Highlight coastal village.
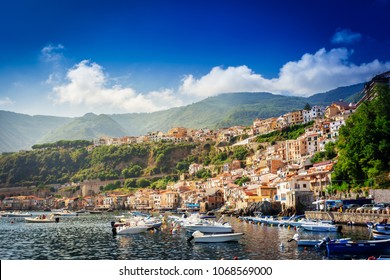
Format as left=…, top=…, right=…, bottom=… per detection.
left=1, top=72, right=390, bottom=216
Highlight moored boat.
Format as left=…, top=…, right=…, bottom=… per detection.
left=111, top=220, right=150, bottom=235
left=188, top=230, right=243, bottom=243
left=185, top=223, right=233, bottom=233
left=89, top=210, right=103, bottom=214
left=52, top=210, right=78, bottom=217
left=300, top=221, right=341, bottom=232
left=1, top=211, right=32, bottom=217
left=288, top=234, right=350, bottom=247
left=372, top=227, right=390, bottom=239
left=25, top=214, right=59, bottom=223
left=326, top=238, right=390, bottom=255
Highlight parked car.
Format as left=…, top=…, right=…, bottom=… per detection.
left=356, top=204, right=374, bottom=211
left=372, top=203, right=390, bottom=211
left=344, top=204, right=360, bottom=210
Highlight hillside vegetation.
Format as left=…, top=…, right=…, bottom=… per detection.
left=0, top=142, right=195, bottom=187
left=0, top=83, right=364, bottom=152
left=331, top=85, right=390, bottom=191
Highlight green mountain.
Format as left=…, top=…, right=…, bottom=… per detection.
left=39, top=113, right=129, bottom=143
left=0, top=83, right=365, bottom=152
left=307, top=83, right=364, bottom=105
left=0, top=111, right=71, bottom=152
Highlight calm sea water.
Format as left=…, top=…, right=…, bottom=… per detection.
left=0, top=212, right=372, bottom=260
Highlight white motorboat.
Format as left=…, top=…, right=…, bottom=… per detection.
left=113, top=224, right=149, bottom=235
left=184, top=215, right=234, bottom=233
left=1, top=211, right=32, bottom=217
left=25, top=215, right=59, bottom=223
left=52, top=210, right=78, bottom=217
left=113, top=214, right=162, bottom=230
left=188, top=230, right=244, bottom=243
left=185, top=221, right=233, bottom=233
left=300, top=221, right=342, bottom=232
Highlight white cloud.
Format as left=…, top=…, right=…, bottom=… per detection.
left=0, top=97, right=14, bottom=106
left=179, top=66, right=272, bottom=98
left=41, top=44, right=65, bottom=62
left=52, top=60, right=181, bottom=113
left=51, top=48, right=390, bottom=114
left=331, top=29, right=362, bottom=44
left=180, top=48, right=390, bottom=97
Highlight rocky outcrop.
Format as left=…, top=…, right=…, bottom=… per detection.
left=237, top=201, right=282, bottom=216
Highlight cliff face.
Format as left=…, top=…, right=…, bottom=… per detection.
left=238, top=201, right=282, bottom=216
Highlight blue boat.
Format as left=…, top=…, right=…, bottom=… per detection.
left=326, top=238, right=390, bottom=255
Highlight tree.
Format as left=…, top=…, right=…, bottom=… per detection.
left=304, top=103, right=311, bottom=111
left=137, top=178, right=151, bottom=188
left=124, top=178, right=137, bottom=189
left=195, top=168, right=212, bottom=179
left=332, top=84, right=390, bottom=188
left=234, top=176, right=250, bottom=186
left=121, top=165, right=143, bottom=178
left=233, top=146, right=249, bottom=161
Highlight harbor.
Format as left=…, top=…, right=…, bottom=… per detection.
left=0, top=211, right=385, bottom=260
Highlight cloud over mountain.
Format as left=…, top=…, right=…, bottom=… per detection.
left=179, top=48, right=390, bottom=98
left=51, top=48, right=390, bottom=113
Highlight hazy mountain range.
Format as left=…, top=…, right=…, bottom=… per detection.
left=0, top=83, right=364, bottom=153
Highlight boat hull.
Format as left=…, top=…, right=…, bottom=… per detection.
left=116, top=225, right=149, bottom=235
left=372, top=229, right=390, bottom=239
left=301, top=224, right=341, bottom=232
left=185, top=225, right=233, bottom=233
left=326, top=239, right=390, bottom=255
left=25, top=217, right=58, bottom=223
left=193, top=233, right=244, bottom=243
left=1, top=212, right=32, bottom=217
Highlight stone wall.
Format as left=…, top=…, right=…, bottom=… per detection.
left=305, top=210, right=390, bottom=226
left=370, top=189, right=390, bottom=203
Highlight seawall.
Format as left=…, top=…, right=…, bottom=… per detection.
left=305, top=210, right=390, bottom=226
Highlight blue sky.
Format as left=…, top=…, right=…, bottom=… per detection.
left=0, top=0, right=389, bottom=117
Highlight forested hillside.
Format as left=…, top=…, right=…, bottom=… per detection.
left=331, top=85, right=390, bottom=191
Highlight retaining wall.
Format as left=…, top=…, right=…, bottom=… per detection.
left=305, top=210, right=389, bottom=226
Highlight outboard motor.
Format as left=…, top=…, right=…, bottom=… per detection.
left=112, top=226, right=117, bottom=236
left=55, top=217, right=60, bottom=223
left=111, top=221, right=115, bottom=228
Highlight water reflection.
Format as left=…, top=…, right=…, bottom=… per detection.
left=0, top=213, right=372, bottom=260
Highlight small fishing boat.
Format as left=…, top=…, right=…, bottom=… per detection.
left=288, top=234, right=350, bottom=247
left=372, top=227, right=390, bottom=239
left=25, top=214, right=59, bottom=223
left=187, top=230, right=244, bottom=243
left=368, top=220, right=390, bottom=239
left=326, top=238, right=390, bottom=255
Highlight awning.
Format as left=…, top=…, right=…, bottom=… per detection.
left=312, top=199, right=325, bottom=204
